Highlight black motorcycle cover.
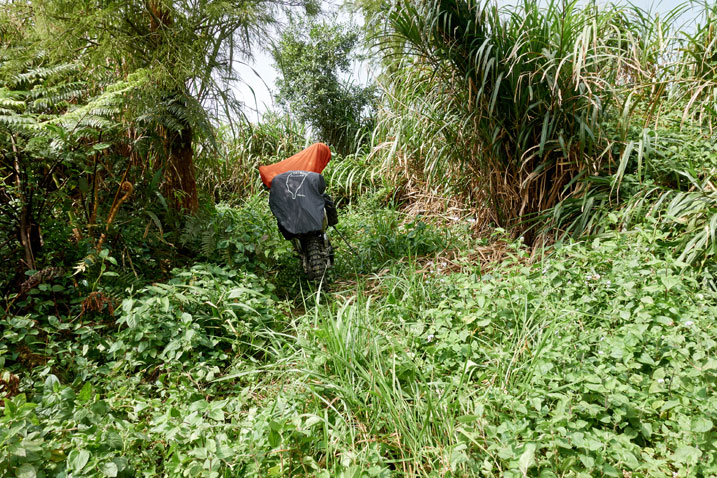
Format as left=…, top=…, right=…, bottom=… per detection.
left=269, top=171, right=327, bottom=235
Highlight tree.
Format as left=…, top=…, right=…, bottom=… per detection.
left=272, top=17, right=376, bottom=155
left=24, top=0, right=315, bottom=212
left=0, top=0, right=317, bottom=286
left=0, top=45, right=128, bottom=283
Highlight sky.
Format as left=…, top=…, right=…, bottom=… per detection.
left=234, top=0, right=705, bottom=122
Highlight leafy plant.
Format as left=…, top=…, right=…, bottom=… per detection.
left=110, top=263, right=281, bottom=375
left=334, top=205, right=448, bottom=274
left=180, top=196, right=289, bottom=271
left=272, top=16, right=377, bottom=155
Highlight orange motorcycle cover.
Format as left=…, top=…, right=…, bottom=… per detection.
left=259, top=142, right=331, bottom=188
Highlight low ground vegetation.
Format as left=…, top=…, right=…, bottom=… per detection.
left=1, top=1, right=716, bottom=477
left=2, top=188, right=715, bottom=476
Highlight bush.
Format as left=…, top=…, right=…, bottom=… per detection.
left=180, top=197, right=290, bottom=272
left=109, top=263, right=281, bottom=375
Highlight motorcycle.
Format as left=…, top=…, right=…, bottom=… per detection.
left=259, top=144, right=337, bottom=280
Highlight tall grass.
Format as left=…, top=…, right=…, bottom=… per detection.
left=370, top=0, right=715, bottom=250
left=538, top=2, right=717, bottom=265
left=680, top=1, right=717, bottom=130
left=376, top=0, right=632, bottom=229
left=195, top=113, right=309, bottom=202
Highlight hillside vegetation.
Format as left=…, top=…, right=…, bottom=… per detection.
left=1, top=1, right=715, bottom=477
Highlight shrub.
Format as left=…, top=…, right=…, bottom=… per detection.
left=109, top=263, right=281, bottom=375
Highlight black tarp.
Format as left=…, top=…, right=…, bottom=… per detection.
left=269, top=171, right=331, bottom=236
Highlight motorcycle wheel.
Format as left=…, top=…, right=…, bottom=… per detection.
left=305, top=235, right=330, bottom=281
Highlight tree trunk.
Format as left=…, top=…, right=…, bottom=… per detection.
left=164, top=123, right=199, bottom=213
left=148, top=1, right=198, bottom=214
left=10, top=135, right=37, bottom=270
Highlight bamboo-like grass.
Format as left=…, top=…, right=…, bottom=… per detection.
left=378, top=0, right=631, bottom=231
left=373, top=0, right=715, bottom=249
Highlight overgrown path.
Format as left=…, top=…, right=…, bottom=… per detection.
left=2, top=202, right=715, bottom=477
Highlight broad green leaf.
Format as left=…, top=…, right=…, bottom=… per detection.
left=692, top=417, right=713, bottom=433
left=672, top=445, right=702, bottom=463
left=519, top=443, right=536, bottom=474
left=208, top=407, right=225, bottom=421
left=69, top=449, right=90, bottom=471
left=16, top=463, right=36, bottom=478
left=106, top=431, right=123, bottom=450
left=78, top=382, right=93, bottom=402
left=101, top=462, right=118, bottom=477
left=660, top=276, right=680, bottom=291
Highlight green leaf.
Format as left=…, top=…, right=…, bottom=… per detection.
left=660, top=276, right=680, bottom=291
left=78, top=382, right=93, bottom=402
left=208, top=407, right=225, bottom=421
left=69, top=449, right=90, bottom=471
left=578, top=454, right=595, bottom=469
left=101, top=462, right=118, bottom=477
left=519, top=443, right=536, bottom=474
left=672, top=445, right=702, bottom=463
left=105, top=431, right=123, bottom=450
left=16, top=463, right=36, bottom=478
left=268, top=428, right=280, bottom=448
left=44, top=375, right=60, bottom=393
left=692, top=417, right=713, bottom=433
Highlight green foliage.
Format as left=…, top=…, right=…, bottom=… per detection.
left=110, top=263, right=280, bottom=374
left=272, top=16, right=376, bottom=154
left=417, top=232, right=716, bottom=476
left=196, top=114, right=309, bottom=202
left=283, top=228, right=716, bottom=476
left=0, top=52, right=123, bottom=293
left=28, top=0, right=290, bottom=117
left=0, top=261, right=287, bottom=477
left=180, top=197, right=289, bottom=271
left=0, top=387, right=132, bottom=478
left=0, top=19, right=187, bottom=300
left=3, top=201, right=716, bottom=477
left=3, top=2, right=717, bottom=478
left=541, top=116, right=717, bottom=268
left=366, top=0, right=715, bottom=242
left=2, top=0, right=322, bottom=215
left=330, top=198, right=450, bottom=274
left=377, top=0, right=629, bottom=226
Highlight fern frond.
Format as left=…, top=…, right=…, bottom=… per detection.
left=0, top=114, right=38, bottom=127
left=14, top=63, right=79, bottom=84
left=30, top=86, right=87, bottom=110
left=0, top=90, right=27, bottom=111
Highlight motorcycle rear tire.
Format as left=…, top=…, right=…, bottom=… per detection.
left=306, top=235, right=330, bottom=281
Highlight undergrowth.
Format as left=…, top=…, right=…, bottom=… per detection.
left=2, top=195, right=715, bottom=477
left=2, top=1, right=716, bottom=477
